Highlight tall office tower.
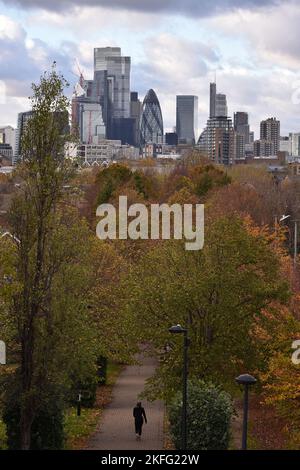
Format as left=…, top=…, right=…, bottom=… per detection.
left=249, top=131, right=254, bottom=143
left=130, top=92, right=142, bottom=147
left=140, top=89, right=164, bottom=146
left=91, top=47, right=131, bottom=141
left=176, top=95, right=198, bottom=145
left=209, top=82, right=216, bottom=118
left=234, top=112, right=250, bottom=144
left=209, top=82, right=228, bottom=118
left=206, top=116, right=235, bottom=165
left=260, top=117, right=280, bottom=154
left=14, top=111, right=34, bottom=164
left=94, top=46, right=121, bottom=71
left=215, top=93, right=228, bottom=117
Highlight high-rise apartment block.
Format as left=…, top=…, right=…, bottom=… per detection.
left=206, top=116, right=236, bottom=165
left=14, top=111, right=34, bottom=163
left=260, top=117, right=280, bottom=155
left=254, top=139, right=275, bottom=157
left=203, top=83, right=236, bottom=164
left=176, top=95, right=198, bottom=145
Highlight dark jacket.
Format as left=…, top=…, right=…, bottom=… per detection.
left=133, top=406, right=147, bottom=423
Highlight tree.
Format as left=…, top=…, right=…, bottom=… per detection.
left=0, top=65, right=99, bottom=449
left=189, top=164, right=231, bottom=198
left=123, top=215, right=289, bottom=400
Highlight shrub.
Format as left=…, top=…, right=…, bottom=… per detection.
left=3, top=398, right=65, bottom=450
left=168, top=380, right=233, bottom=450
left=71, top=375, right=98, bottom=408
left=97, top=356, right=108, bottom=385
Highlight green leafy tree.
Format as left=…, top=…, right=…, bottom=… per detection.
left=123, top=215, right=289, bottom=400
left=0, top=66, right=99, bottom=449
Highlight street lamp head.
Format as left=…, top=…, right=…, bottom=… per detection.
left=279, top=214, right=291, bottom=222
left=235, top=374, right=257, bottom=386
left=169, top=324, right=187, bottom=334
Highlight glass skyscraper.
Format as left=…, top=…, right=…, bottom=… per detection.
left=176, top=95, right=198, bottom=144
left=209, top=82, right=228, bottom=118
left=140, top=89, right=164, bottom=145
left=85, top=47, right=131, bottom=141
left=234, top=112, right=250, bottom=145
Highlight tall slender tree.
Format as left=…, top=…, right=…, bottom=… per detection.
left=8, top=65, right=78, bottom=449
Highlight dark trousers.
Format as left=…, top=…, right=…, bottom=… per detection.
left=135, top=419, right=143, bottom=436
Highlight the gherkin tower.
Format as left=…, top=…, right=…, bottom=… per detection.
left=140, top=89, right=164, bottom=145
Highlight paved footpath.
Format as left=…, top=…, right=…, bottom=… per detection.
left=87, top=355, right=164, bottom=450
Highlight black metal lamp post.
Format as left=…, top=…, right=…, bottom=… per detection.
left=0, top=340, right=6, bottom=365
left=77, top=391, right=82, bottom=417
left=169, top=324, right=189, bottom=450
left=235, top=374, right=257, bottom=450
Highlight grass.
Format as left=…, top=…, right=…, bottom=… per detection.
left=64, top=407, right=102, bottom=450
left=163, top=409, right=174, bottom=450
left=64, top=361, right=123, bottom=449
left=246, top=421, right=260, bottom=450
left=0, top=418, right=7, bottom=450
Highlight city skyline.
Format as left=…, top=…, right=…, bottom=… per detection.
left=1, top=1, right=300, bottom=137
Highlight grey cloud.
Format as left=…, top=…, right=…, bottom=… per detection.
left=0, top=31, right=82, bottom=99
left=0, top=0, right=284, bottom=16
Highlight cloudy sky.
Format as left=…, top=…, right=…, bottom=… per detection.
left=0, top=0, right=300, bottom=138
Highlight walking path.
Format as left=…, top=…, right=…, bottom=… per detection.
left=87, top=355, right=164, bottom=450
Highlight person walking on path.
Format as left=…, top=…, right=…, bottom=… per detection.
left=133, top=402, right=147, bottom=439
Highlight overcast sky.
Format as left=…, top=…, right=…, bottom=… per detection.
left=0, top=0, right=300, bottom=138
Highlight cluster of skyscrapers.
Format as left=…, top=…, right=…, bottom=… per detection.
left=2, top=45, right=300, bottom=169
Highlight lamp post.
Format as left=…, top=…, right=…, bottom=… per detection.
left=275, top=215, right=298, bottom=266
left=293, top=220, right=298, bottom=266
left=0, top=340, right=6, bottom=365
left=77, top=391, right=82, bottom=417
left=169, top=324, right=189, bottom=450
left=235, top=374, right=257, bottom=450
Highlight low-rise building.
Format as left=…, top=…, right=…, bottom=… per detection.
left=78, top=139, right=139, bottom=165
left=0, top=143, right=13, bottom=161
left=253, top=139, right=275, bottom=157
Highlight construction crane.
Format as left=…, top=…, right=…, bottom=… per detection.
left=70, top=58, right=86, bottom=97
left=75, top=58, right=85, bottom=88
